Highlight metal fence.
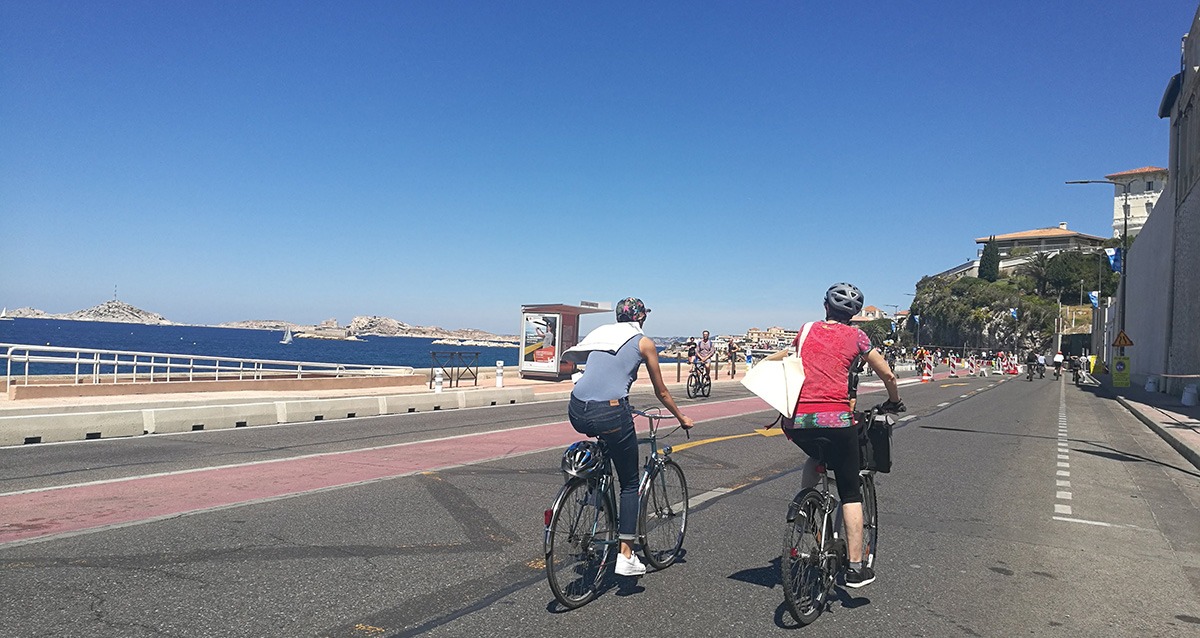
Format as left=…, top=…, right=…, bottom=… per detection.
left=1, top=342, right=415, bottom=392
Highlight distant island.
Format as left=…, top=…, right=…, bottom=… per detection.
left=4, top=300, right=519, bottom=344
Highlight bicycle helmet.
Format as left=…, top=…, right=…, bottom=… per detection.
left=561, top=440, right=606, bottom=479
left=616, top=297, right=650, bottom=323
left=825, top=282, right=865, bottom=315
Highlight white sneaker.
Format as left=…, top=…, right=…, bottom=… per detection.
left=615, top=552, right=647, bottom=576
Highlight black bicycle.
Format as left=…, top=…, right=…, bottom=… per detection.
left=686, top=361, right=712, bottom=398
left=544, top=408, right=689, bottom=609
left=780, top=404, right=899, bottom=625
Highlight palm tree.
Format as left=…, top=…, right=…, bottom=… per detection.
left=1016, top=252, right=1053, bottom=297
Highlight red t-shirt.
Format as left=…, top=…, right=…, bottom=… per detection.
left=792, top=321, right=874, bottom=414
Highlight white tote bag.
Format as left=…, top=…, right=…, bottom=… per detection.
left=740, top=322, right=813, bottom=418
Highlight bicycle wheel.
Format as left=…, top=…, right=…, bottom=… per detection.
left=782, top=490, right=830, bottom=625
left=686, top=373, right=699, bottom=398
left=639, top=459, right=688, bottom=569
left=860, top=474, right=878, bottom=569
left=701, top=375, right=711, bottom=397
left=546, top=479, right=616, bottom=609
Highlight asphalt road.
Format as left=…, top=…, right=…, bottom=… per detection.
left=2, top=374, right=1199, bottom=637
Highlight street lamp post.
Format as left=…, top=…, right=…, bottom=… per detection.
left=1066, top=179, right=1130, bottom=357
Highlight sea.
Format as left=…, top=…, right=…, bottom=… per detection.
left=0, top=318, right=521, bottom=375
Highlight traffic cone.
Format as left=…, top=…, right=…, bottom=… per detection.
left=921, top=361, right=933, bottom=383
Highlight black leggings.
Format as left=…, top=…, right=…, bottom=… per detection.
left=786, top=426, right=862, bottom=504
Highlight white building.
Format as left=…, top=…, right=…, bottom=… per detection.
left=1103, top=166, right=1168, bottom=239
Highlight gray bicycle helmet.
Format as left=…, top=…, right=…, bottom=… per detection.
left=825, top=282, right=865, bottom=315
left=561, top=440, right=606, bottom=479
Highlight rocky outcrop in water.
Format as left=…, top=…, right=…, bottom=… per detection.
left=62, top=300, right=173, bottom=324
left=5, top=302, right=514, bottom=340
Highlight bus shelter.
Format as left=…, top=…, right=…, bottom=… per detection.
left=519, top=301, right=612, bottom=380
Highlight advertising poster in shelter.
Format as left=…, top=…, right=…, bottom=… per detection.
left=521, top=312, right=560, bottom=374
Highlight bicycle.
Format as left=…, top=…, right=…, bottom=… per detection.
left=686, top=361, right=712, bottom=398
left=780, top=403, right=899, bottom=625
left=544, top=408, right=690, bottom=609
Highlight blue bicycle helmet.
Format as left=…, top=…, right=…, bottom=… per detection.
left=561, top=440, right=606, bottom=479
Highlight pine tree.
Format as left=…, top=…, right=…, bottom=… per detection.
left=978, top=237, right=1000, bottom=282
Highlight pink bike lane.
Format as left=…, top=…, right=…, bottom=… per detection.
left=0, top=397, right=773, bottom=547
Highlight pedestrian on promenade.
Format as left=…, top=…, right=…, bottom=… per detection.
left=726, top=338, right=739, bottom=378
left=686, top=337, right=697, bottom=365
left=562, top=297, right=695, bottom=578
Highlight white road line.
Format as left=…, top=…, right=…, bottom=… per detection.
left=1052, top=516, right=1152, bottom=531
left=900, top=415, right=917, bottom=422
left=1057, top=454, right=1069, bottom=460
left=1057, top=470, right=1070, bottom=477
left=688, top=487, right=732, bottom=509
left=1057, top=462, right=1070, bottom=468
left=1056, top=491, right=1073, bottom=500
left=1055, top=504, right=1073, bottom=514
left=937, top=402, right=951, bottom=407
left=1056, top=480, right=1071, bottom=487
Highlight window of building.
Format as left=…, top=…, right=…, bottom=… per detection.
left=1146, top=180, right=1155, bottom=191
left=1146, top=201, right=1153, bottom=215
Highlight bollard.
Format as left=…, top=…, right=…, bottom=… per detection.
left=434, top=368, right=444, bottom=393
left=495, top=361, right=504, bottom=388
left=1183, top=384, right=1198, bottom=407
left=1144, top=376, right=1158, bottom=393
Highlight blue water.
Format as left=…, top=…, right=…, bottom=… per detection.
left=0, top=318, right=520, bottom=373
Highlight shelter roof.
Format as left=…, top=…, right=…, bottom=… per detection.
left=521, top=302, right=611, bottom=315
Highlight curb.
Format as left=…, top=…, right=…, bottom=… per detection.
left=1113, top=395, right=1200, bottom=471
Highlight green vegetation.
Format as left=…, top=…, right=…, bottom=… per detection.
left=905, top=248, right=1119, bottom=351
left=978, top=237, right=1000, bottom=282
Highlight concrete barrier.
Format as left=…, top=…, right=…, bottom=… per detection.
left=459, top=388, right=535, bottom=408
left=276, top=397, right=383, bottom=424
left=0, top=410, right=145, bottom=446
left=145, top=402, right=279, bottom=434
left=381, top=392, right=459, bottom=414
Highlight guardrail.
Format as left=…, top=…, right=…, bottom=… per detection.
left=1, top=343, right=415, bottom=392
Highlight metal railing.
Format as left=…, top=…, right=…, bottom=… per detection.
left=429, top=351, right=480, bottom=389
left=1, top=343, right=415, bottom=392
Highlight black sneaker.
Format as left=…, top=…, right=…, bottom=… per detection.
left=844, top=565, right=876, bottom=588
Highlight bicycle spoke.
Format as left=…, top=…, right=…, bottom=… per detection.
left=547, top=481, right=615, bottom=609
left=640, top=460, right=688, bottom=569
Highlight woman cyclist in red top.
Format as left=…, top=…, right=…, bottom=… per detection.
left=764, top=282, right=903, bottom=587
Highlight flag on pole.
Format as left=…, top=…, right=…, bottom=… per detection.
left=1088, top=291, right=1099, bottom=308
left=1010, top=308, right=1018, bottom=320
left=912, top=315, right=920, bottom=325
left=1104, top=247, right=1122, bottom=273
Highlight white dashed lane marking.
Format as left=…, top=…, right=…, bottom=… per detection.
left=1054, top=382, right=1072, bottom=516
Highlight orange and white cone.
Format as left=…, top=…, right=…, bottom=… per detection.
left=921, top=361, right=933, bottom=383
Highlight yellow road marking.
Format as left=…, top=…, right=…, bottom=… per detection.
left=666, top=427, right=784, bottom=453
left=941, top=383, right=968, bottom=388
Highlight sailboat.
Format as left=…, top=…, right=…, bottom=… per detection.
left=0, top=307, right=12, bottom=321
left=280, top=328, right=293, bottom=344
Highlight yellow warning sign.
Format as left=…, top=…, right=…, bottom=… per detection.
left=1112, top=331, right=1134, bottom=348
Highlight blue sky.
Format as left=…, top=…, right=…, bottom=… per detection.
left=1, top=1, right=1191, bottom=337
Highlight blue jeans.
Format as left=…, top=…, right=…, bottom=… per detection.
left=568, top=396, right=640, bottom=540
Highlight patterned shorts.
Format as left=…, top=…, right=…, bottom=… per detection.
left=789, top=411, right=854, bottom=429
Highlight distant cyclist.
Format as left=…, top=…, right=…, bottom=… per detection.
left=1053, top=351, right=1065, bottom=379
left=695, top=331, right=715, bottom=378
left=562, top=297, right=694, bottom=577
left=763, top=282, right=903, bottom=588
left=1025, top=350, right=1039, bottom=381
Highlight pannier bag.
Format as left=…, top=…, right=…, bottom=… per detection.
left=859, top=412, right=895, bottom=473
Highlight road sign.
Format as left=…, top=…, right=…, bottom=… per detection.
left=1112, top=331, right=1134, bottom=348
left=1112, top=356, right=1130, bottom=387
